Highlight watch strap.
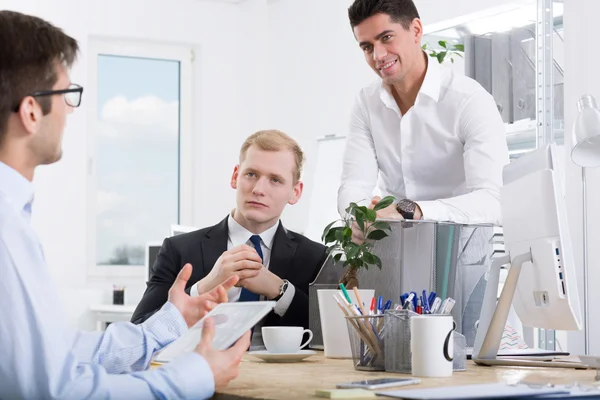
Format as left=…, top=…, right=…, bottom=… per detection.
left=273, top=279, right=289, bottom=301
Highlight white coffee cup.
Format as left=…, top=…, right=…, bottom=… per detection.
left=261, top=326, right=313, bottom=354
left=411, top=315, right=455, bottom=377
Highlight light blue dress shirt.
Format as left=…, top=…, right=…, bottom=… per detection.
left=0, top=161, right=215, bottom=399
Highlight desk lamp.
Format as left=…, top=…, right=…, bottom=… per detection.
left=571, top=94, right=600, bottom=355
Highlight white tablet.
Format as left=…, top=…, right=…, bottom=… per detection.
left=154, top=301, right=275, bottom=363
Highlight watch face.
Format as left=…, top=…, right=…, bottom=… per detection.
left=399, top=199, right=416, bottom=212
left=397, top=199, right=416, bottom=219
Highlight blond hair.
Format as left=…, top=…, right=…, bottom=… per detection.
left=239, top=130, right=305, bottom=183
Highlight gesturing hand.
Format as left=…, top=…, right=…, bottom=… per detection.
left=168, top=263, right=239, bottom=328
left=194, top=318, right=251, bottom=390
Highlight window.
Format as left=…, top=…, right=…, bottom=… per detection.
left=87, top=39, right=193, bottom=277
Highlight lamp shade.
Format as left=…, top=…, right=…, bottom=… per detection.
left=571, top=94, right=600, bottom=167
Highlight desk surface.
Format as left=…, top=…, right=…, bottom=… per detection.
left=214, top=353, right=595, bottom=400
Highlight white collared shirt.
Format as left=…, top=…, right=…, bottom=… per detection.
left=338, top=55, right=510, bottom=225
left=192, top=215, right=295, bottom=317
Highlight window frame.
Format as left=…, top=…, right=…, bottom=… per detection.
left=86, top=37, right=194, bottom=280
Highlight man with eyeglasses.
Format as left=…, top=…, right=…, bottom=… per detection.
left=0, top=10, right=249, bottom=399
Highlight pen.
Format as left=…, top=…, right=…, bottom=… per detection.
left=411, top=292, right=418, bottom=310
left=377, top=296, right=383, bottom=315
left=352, top=287, right=368, bottom=316
left=383, top=299, right=392, bottom=312
left=430, top=297, right=442, bottom=314
left=428, top=291, right=437, bottom=308
left=442, top=298, right=456, bottom=315
left=438, top=298, right=449, bottom=315
left=370, top=297, right=376, bottom=316
left=339, top=283, right=352, bottom=305
left=402, top=293, right=415, bottom=310
left=416, top=297, right=423, bottom=315
left=400, top=293, right=408, bottom=307
left=422, top=290, right=430, bottom=314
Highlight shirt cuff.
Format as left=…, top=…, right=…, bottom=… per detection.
left=143, top=301, right=189, bottom=346
left=191, top=282, right=200, bottom=297
left=415, top=200, right=449, bottom=222
left=143, top=352, right=215, bottom=399
left=273, top=283, right=295, bottom=317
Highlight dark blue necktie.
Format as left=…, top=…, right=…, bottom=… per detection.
left=238, top=234, right=263, bottom=302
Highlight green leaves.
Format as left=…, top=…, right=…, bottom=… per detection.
left=321, top=220, right=338, bottom=242
left=423, top=40, right=465, bottom=64
left=372, top=195, right=394, bottom=211
left=367, top=230, right=388, bottom=240
left=436, top=51, right=447, bottom=64
left=372, top=254, right=382, bottom=269
left=365, top=208, right=377, bottom=222
left=346, top=242, right=361, bottom=259
left=320, top=196, right=398, bottom=274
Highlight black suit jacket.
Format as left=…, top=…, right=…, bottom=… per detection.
left=131, top=216, right=327, bottom=329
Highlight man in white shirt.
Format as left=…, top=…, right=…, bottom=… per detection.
left=340, top=0, right=510, bottom=225
left=132, top=130, right=327, bottom=347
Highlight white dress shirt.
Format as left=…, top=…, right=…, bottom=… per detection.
left=0, top=161, right=215, bottom=399
left=191, top=215, right=295, bottom=317
left=338, top=55, right=510, bottom=225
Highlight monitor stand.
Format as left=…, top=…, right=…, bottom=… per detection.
left=472, top=254, right=587, bottom=369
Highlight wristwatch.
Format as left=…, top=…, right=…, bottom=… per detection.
left=396, top=199, right=417, bottom=220
left=273, top=279, right=290, bottom=301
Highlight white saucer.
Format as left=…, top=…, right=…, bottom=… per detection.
left=248, top=349, right=317, bottom=363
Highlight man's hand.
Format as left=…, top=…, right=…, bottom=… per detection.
left=197, top=245, right=263, bottom=294
left=168, top=263, right=238, bottom=328
left=370, top=195, right=404, bottom=220
left=195, top=318, right=251, bottom=390
left=350, top=198, right=379, bottom=245
left=237, top=267, right=283, bottom=300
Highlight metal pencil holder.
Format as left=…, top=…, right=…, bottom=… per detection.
left=453, top=331, right=467, bottom=371
left=345, top=314, right=385, bottom=371
left=383, top=309, right=417, bottom=373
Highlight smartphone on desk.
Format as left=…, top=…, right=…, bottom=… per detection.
left=336, top=377, right=421, bottom=390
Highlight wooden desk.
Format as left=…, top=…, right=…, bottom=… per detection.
left=214, top=353, right=595, bottom=399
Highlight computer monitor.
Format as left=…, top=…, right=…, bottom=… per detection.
left=145, top=242, right=163, bottom=282
left=170, top=224, right=197, bottom=237
left=473, top=143, right=582, bottom=368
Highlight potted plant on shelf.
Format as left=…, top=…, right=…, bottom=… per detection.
left=321, top=195, right=396, bottom=289
left=422, top=40, right=464, bottom=64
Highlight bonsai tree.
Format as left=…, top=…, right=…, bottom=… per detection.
left=321, top=196, right=396, bottom=289
left=422, top=40, right=464, bottom=64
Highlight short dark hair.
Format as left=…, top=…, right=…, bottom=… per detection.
left=0, top=11, right=79, bottom=145
left=348, top=0, right=420, bottom=30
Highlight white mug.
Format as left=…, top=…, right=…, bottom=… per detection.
left=262, top=326, right=313, bottom=354
left=411, top=315, right=455, bottom=377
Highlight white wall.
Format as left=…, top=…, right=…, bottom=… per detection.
left=2, top=0, right=247, bottom=329
left=267, top=0, right=535, bottom=234
left=564, top=0, right=600, bottom=356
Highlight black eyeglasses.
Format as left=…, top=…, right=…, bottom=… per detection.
left=13, top=83, right=84, bottom=112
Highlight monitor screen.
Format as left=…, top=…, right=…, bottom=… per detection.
left=146, top=243, right=163, bottom=281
